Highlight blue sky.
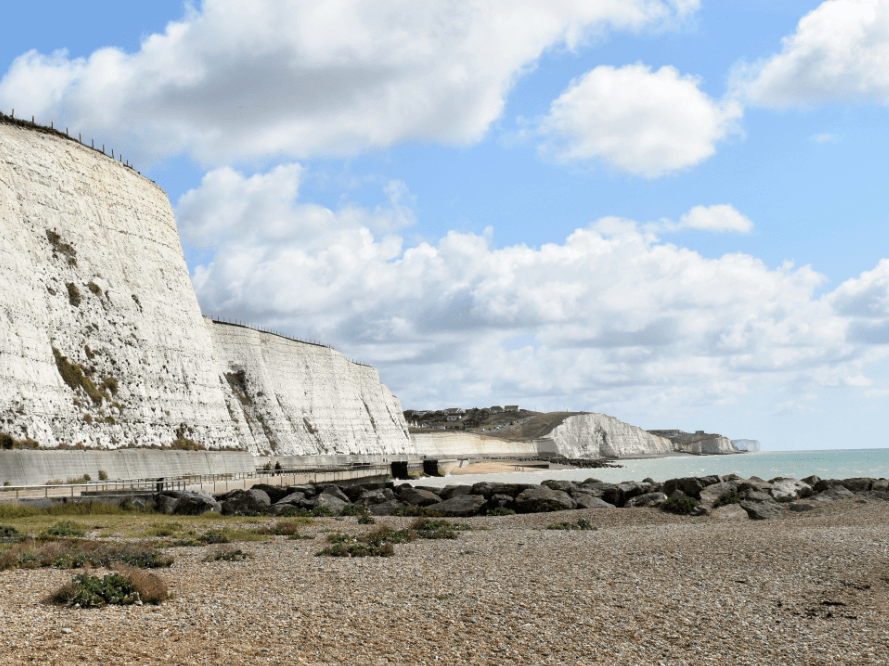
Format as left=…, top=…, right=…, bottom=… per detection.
left=3, top=0, right=889, bottom=451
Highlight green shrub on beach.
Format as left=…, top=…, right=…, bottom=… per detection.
left=391, top=505, right=443, bottom=518
left=546, top=519, right=596, bottom=531
left=713, top=492, right=742, bottom=508
left=488, top=507, right=515, bottom=516
left=48, top=568, right=168, bottom=607
left=661, top=497, right=699, bottom=515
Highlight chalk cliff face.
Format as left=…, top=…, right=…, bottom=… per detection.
left=649, top=430, right=738, bottom=455
left=0, top=119, right=412, bottom=455
left=548, top=413, right=673, bottom=459
left=208, top=321, right=412, bottom=456
left=732, top=439, right=761, bottom=452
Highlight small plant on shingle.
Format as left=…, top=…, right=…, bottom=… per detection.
left=204, top=548, right=250, bottom=562
left=41, top=521, right=86, bottom=539
left=546, top=518, right=596, bottom=531
left=660, top=497, right=699, bottom=515
left=488, top=507, right=516, bottom=516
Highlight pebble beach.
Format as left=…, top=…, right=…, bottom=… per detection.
left=2, top=498, right=888, bottom=665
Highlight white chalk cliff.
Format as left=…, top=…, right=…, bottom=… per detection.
left=0, top=118, right=412, bottom=455
left=547, top=413, right=673, bottom=458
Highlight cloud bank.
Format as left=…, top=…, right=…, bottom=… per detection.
left=178, top=165, right=888, bottom=409
left=0, top=0, right=698, bottom=165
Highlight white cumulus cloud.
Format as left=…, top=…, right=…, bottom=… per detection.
left=0, top=0, right=698, bottom=165
left=538, top=63, right=742, bottom=177
left=743, top=0, right=889, bottom=107
left=176, top=164, right=887, bottom=410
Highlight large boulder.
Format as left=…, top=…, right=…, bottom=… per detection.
left=274, top=491, right=306, bottom=506
left=812, top=479, right=845, bottom=493
left=305, top=493, right=349, bottom=514
left=811, top=487, right=855, bottom=502
left=742, top=489, right=773, bottom=503
left=769, top=479, right=813, bottom=503
left=841, top=478, right=873, bottom=493
left=487, top=493, right=515, bottom=511
left=397, top=487, right=441, bottom=506
left=221, top=489, right=271, bottom=515
left=427, top=494, right=487, bottom=517
left=624, top=492, right=667, bottom=508
left=319, top=485, right=351, bottom=503
left=542, top=480, right=576, bottom=493
left=801, top=475, right=821, bottom=487
left=357, top=488, right=395, bottom=505
left=369, top=500, right=406, bottom=516
left=439, top=485, right=474, bottom=500
left=574, top=495, right=615, bottom=509
left=739, top=499, right=784, bottom=520
left=698, top=482, right=738, bottom=505
left=872, top=479, right=889, bottom=492
left=736, top=477, right=772, bottom=493
left=515, top=488, right=576, bottom=513
left=662, top=477, right=707, bottom=499
left=172, top=491, right=221, bottom=516
left=711, top=504, right=748, bottom=521
left=251, top=484, right=290, bottom=503
left=153, top=493, right=179, bottom=515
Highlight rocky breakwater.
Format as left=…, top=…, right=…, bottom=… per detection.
left=149, top=472, right=888, bottom=519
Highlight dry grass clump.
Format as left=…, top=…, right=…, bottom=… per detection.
left=48, top=565, right=168, bottom=607
left=0, top=538, right=172, bottom=571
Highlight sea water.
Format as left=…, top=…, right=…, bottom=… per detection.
left=406, top=449, right=889, bottom=488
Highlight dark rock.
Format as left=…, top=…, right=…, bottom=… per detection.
left=801, top=475, right=821, bottom=487
left=663, top=477, right=706, bottom=499
left=698, top=475, right=721, bottom=487
left=221, top=489, right=271, bottom=515
left=305, top=493, right=349, bottom=514
left=841, top=478, right=873, bottom=493
left=625, top=492, right=667, bottom=508
left=597, top=484, right=624, bottom=506
left=340, top=485, right=366, bottom=502
left=667, top=489, right=688, bottom=500
left=360, top=481, right=396, bottom=491
left=397, top=487, right=441, bottom=506
left=859, top=490, right=889, bottom=502
left=736, top=477, right=772, bottom=493
left=616, top=481, right=646, bottom=504
left=153, top=493, right=178, bottom=515
left=439, top=485, right=474, bottom=500
left=574, top=495, right=615, bottom=509
left=739, top=499, right=784, bottom=520
left=698, top=482, right=738, bottom=505
left=788, top=502, right=815, bottom=512
left=690, top=505, right=711, bottom=517
left=742, top=489, right=773, bottom=502
left=872, top=479, right=889, bottom=492
left=251, top=484, right=289, bottom=504
left=357, top=489, right=390, bottom=505
left=274, top=491, right=306, bottom=506
left=427, top=494, right=487, bottom=517
left=369, top=500, right=406, bottom=516
left=284, top=484, right=318, bottom=498
left=320, top=485, right=351, bottom=503
left=487, top=493, right=514, bottom=510
left=515, top=488, right=576, bottom=513
left=812, top=479, right=845, bottom=493
left=810, top=487, right=854, bottom=502
left=542, top=479, right=576, bottom=493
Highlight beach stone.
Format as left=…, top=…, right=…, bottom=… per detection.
left=840, top=478, right=873, bottom=493
left=667, top=489, right=688, bottom=500
left=320, top=485, right=351, bottom=503
left=812, top=479, right=845, bottom=493
left=428, top=494, right=487, bottom=517
left=307, top=493, right=349, bottom=514
left=801, top=475, right=821, bottom=487
left=251, top=484, right=289, bottom=503
left=769, top=479, right=813, bottom=503
left=357, top=489, right=390, bottom=505
left=542, top=479, right=576, bottom=493
left=698, top=475, right=721, bottom=487
left=172, top=492, right=221, bottom=515
left=439, top=485, right=474, bottom=500
left=222, top=489, right=271, bottom=515
left=597, top=484, right=625, bottom=506
left=788, top=502, right=815, bottom=512
left=740, top=499, right=784, bottom=520
left=515, top=488, right=576, bottom=513
left=698, top=482, right=738, bottom=505
left=625, top=492, right=667, bottom=508
left=872, top=479, right=889, bottom=492
left=285, top=484, right=318, bottom=498
left=369, top=500, right=405, bottom=516
left=711, top=504, right=748, bottom=521
left=574, top=495, right=615, bottom=509
left=397, top=487, right=441, bottom=506
left=810, top=486, right=855, bottom=502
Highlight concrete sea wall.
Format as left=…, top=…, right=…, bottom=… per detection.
left=0, top=450, right=254, bottom=486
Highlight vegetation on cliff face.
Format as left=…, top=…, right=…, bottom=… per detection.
left=52, top=347, right=111, bottom=405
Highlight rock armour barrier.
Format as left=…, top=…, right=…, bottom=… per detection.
left=0, top=449, right=254, bottom=486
